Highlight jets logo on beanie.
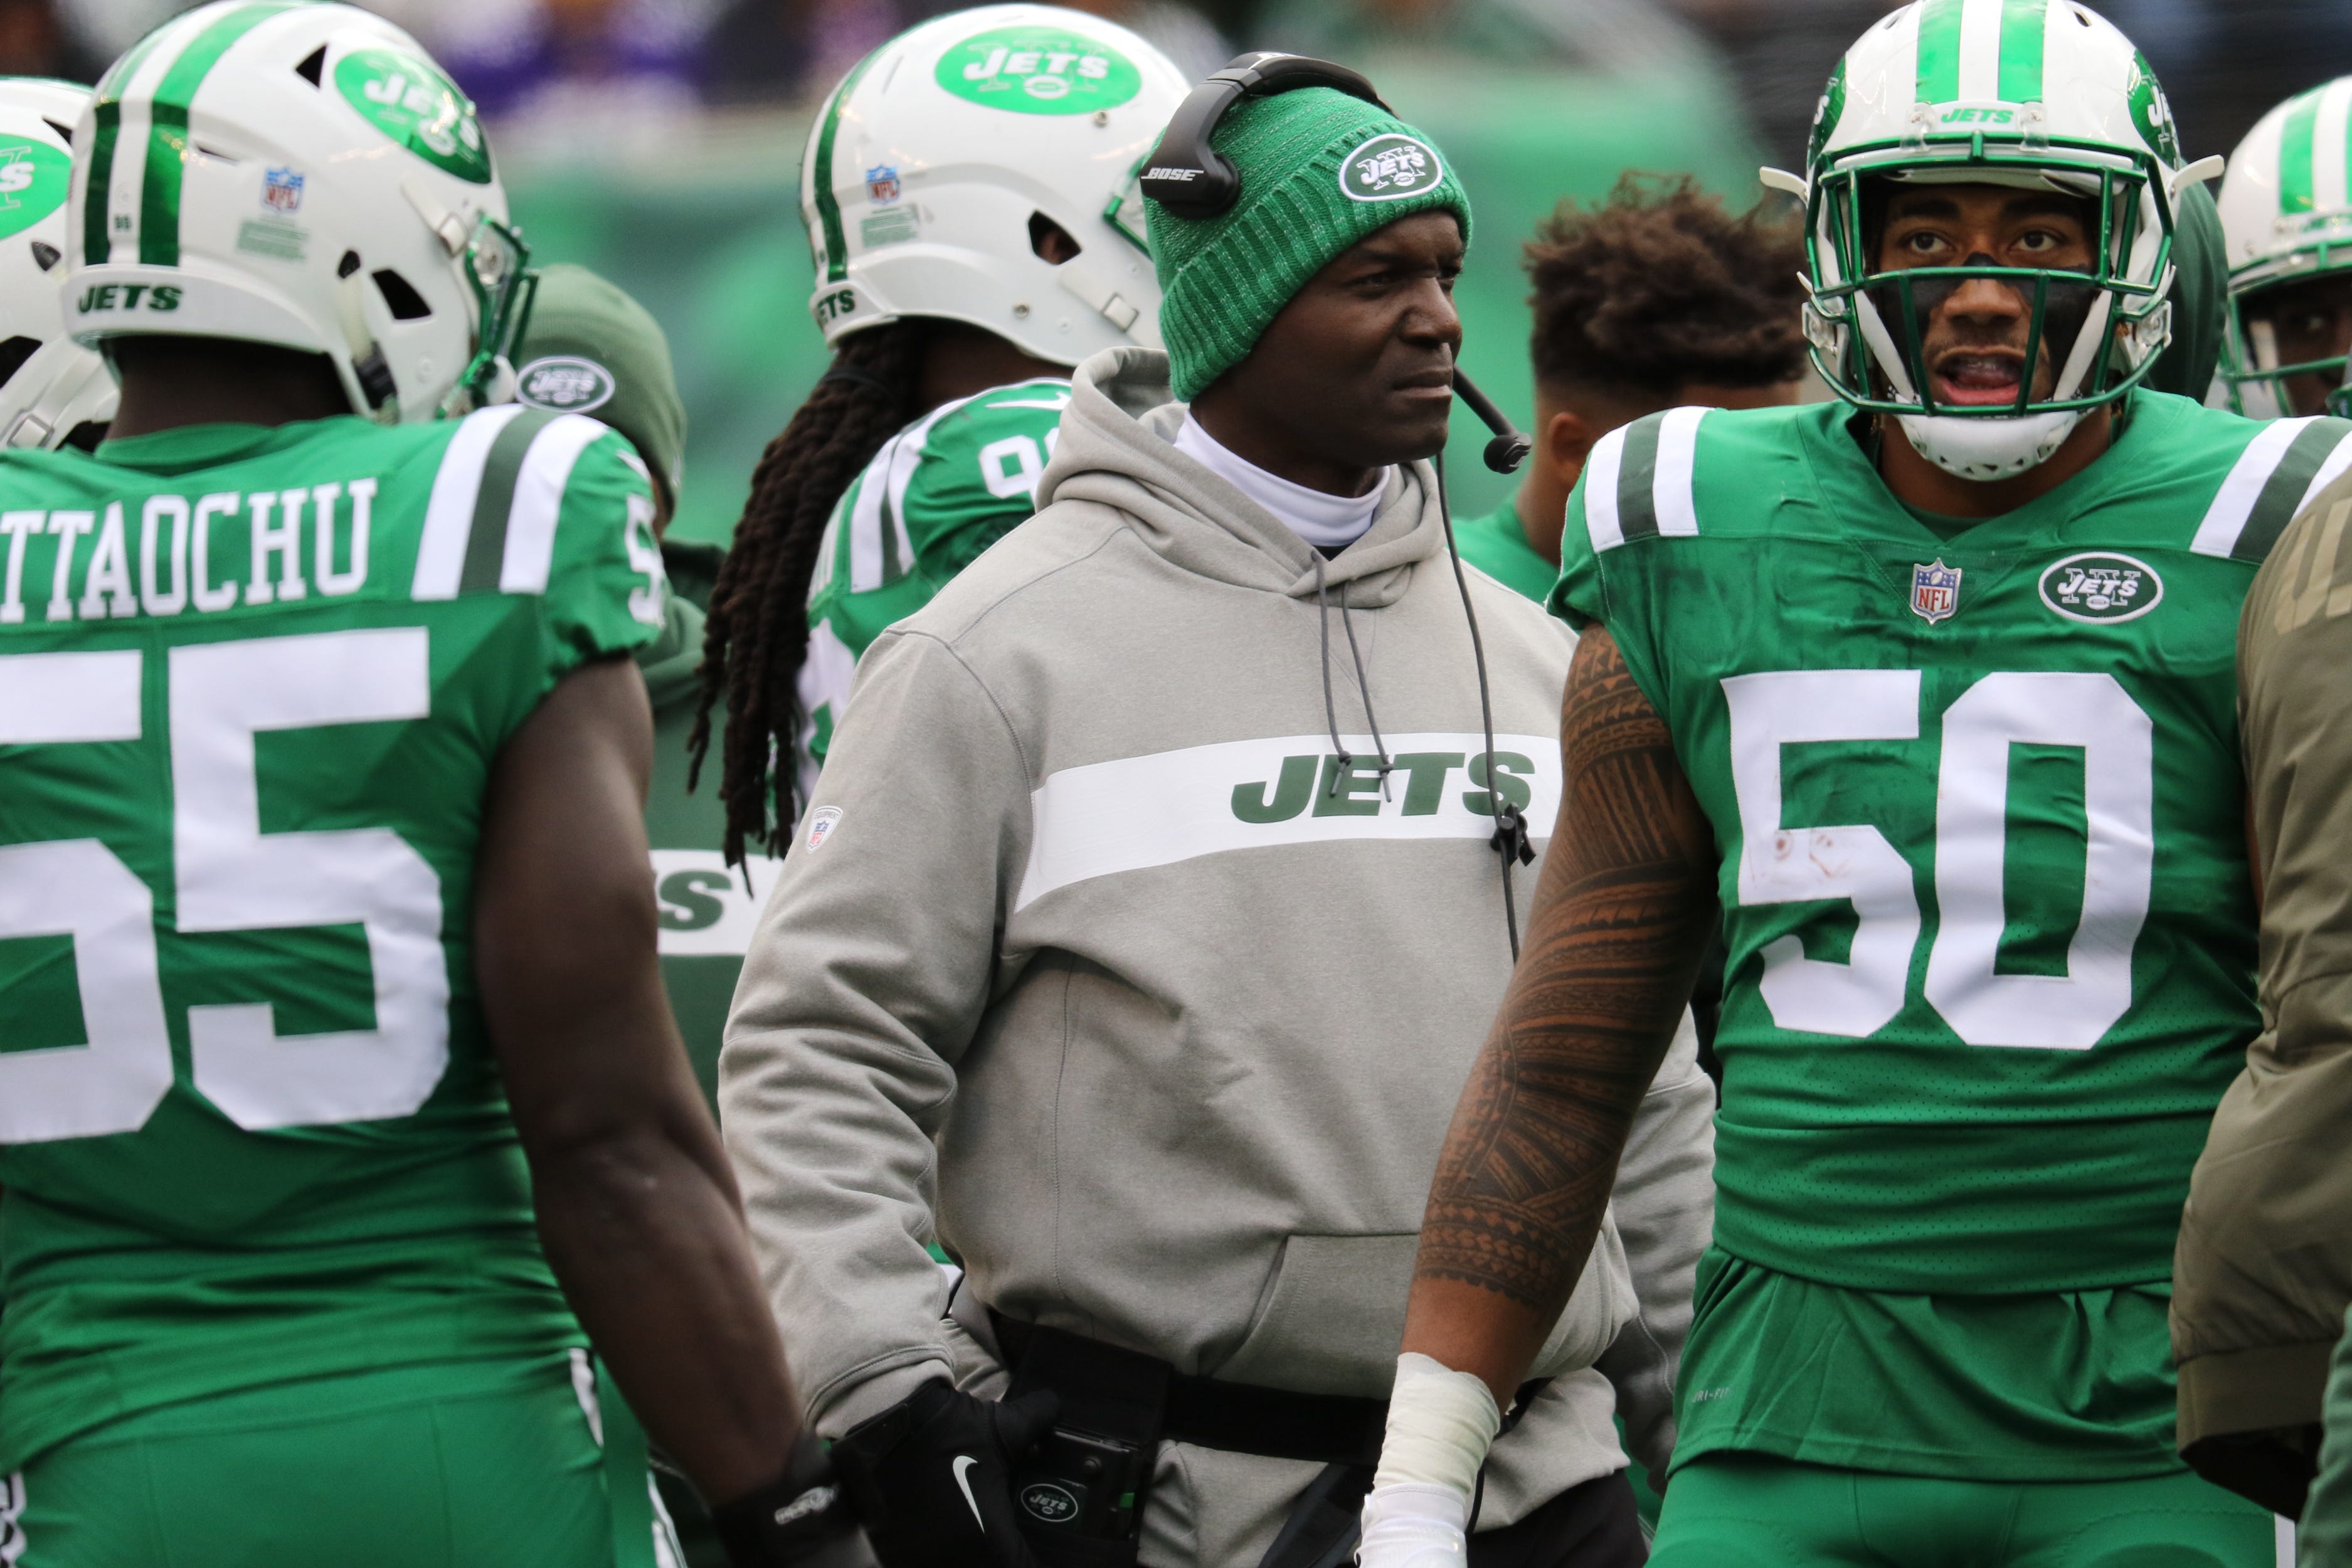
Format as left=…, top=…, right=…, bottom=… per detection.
left=1145, top=86, right=1471, bottom=402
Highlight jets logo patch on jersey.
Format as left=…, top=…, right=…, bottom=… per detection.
left=2040, top=552, right=2163, bottom=623
left=1910, top=558, right=1961, bottom=624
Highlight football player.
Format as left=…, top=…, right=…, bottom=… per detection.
left=690, top=3, right=1187, bottom=860
left=2219, top=76, right=2352, bottom=420
left=1360, top=4, right=2316, bottom=1565
left=0, top=8, right=862, bottom=1567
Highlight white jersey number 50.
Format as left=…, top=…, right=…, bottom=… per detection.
left=0, top=629, right=447, bottom=1144
left=1724, top=668, right=2154, bottom=1050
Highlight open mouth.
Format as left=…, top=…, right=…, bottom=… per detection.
left=1930, top=351, right=2028, bottom=408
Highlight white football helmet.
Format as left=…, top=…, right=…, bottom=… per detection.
left=0, top=78, right=115, bottom=449
left=66, top=1, right=532, bottom=423
left=801, top=3, right=1190, bottom=364
left=2217, top=77, right=2352, bottom=418
left=1767, top=0, right=2215, bottom=481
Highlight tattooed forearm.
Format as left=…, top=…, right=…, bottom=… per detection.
left=1414, top=626, right=1717, bottom=1318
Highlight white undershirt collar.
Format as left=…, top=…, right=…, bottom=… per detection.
left=1174, top=414, right=1387, bottom=551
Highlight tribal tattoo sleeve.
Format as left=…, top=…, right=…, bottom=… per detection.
left=1415, top=626, right=1719, bottom=1313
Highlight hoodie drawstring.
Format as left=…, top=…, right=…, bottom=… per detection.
left=1433, top=455, right=1535, bottom=961
left=1313, top=555, right=1394, bottom=800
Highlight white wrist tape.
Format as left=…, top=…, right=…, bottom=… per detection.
left=1357, top=1482, right=1470, bottom=1568
left=1371, top=1353, right=1502, bottom=1507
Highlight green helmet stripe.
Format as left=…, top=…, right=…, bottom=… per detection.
left=1917, top=0, right=2045, bottom=105
left=2321, top=78, right=2352, bottom=215
left=83, top=21, right=176, bottom=265
left=1914, top=0, right=1964, bottom=105
left=139, top=3, right=295, bottom=267
left=2281, top=86, right=2324, bottom=213
left=1995, top=0, right=2046, bottom=104
left=811, top=46, right=882, bottom=285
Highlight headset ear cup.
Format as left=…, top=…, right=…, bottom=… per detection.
left=1190, top=147, right=1242, bottom=217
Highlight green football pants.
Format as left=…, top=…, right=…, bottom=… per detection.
left=1648, top=1453, right=2279, bottom=1567
left=1, top=1352, right=680, bottom=1567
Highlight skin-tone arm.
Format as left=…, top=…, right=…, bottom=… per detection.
left=1400, top=627, right=1719, bottom=1402
left=475, top=654, right=800, bottom=1504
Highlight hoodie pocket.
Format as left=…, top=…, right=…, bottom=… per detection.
left=1213, top=1232, right=1420, bottom=1396
left=1211, top=1220, right=1636, bottom=1397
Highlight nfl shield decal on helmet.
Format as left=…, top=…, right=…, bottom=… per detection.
left=866, top=165, right=901, bottom=204
left=1910, top=559, right=1961, bottom=625
left=262, top=167, right=304, bottom=213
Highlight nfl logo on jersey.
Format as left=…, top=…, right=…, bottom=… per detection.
left=1910, top=559, right=1961, bottom=625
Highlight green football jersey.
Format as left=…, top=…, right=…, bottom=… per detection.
left=0, top=409, right=665, bottom=1473
left=797, top=377, right=1069, bottom=781
left=1451, top=499, right=1559, bottom=602
left=1554, top=393, right=2352, bottom=1296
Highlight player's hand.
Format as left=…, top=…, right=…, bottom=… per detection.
left=829, top=1378, right=1061, bottom=1568
left=1356, top=1482, right=1470, bottom=1568
left=709, top=1430, right=880, bottom=1568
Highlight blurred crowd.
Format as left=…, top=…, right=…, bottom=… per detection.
left=11, top=0, right=2352, bottom=166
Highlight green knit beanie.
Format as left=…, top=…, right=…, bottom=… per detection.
left=514, top=263, right=688, bottom=516
left=1147, top=86, right=1471, bottom=402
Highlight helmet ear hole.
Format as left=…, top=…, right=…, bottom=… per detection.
left=30, top=241, right=58, bottom=272
left=1029, top=213, right=1081, bottom=265
left=0, top=336, right=41, bottom=386
left=41, top=118, right=69, bottom=146
left=371, top=269, right=432, bottom=321
left=294, top=45, right=326, bottom=87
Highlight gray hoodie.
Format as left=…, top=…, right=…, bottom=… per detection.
left=721, top=347, right=1715, bottom=1563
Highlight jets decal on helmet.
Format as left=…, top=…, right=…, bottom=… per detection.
left=798, top=3, right=1190, bottom=367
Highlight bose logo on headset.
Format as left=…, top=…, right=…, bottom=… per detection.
left=1143, top=167, right=1198, bottom=181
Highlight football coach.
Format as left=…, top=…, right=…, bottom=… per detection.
left=719, top=61, right=1713, bottom=1568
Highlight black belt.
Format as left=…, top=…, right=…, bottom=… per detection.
left=993, top=1313, right=1388, bottom=1468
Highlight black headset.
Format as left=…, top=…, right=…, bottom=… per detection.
left=1143, top=53, right=1542, bottom=955
left=1140, top=52, right=1533, bottom=477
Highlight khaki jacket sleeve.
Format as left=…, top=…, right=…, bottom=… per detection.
left=719, top=627, right=1030, bottom=1435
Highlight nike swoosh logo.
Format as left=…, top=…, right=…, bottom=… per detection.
left=951, top=1454, right=985, bottom=1534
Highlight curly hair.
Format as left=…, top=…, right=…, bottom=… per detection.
left=689, top=320, right=926, bottom=866
left=1525, top=172, right=1808, bottom=396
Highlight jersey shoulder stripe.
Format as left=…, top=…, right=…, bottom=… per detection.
left=411, top=406, right=620, bottom=600
left=2192, top=415, right=2352, bottom=563
left=500, top=413, right=612, bottom=594
left=1585, top=407, right=1709, bottom=553
left=414, top=405, right=526, bottom=599
left=835, top=379, right=1073, bottom=596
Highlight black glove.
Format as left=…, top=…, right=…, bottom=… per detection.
left=829, top=1378, right=1062, bottom=1568
left=710, top=1429, right=879, bottom=1568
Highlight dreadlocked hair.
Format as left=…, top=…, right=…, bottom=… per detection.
left=689, top=319, right=926, bottom=866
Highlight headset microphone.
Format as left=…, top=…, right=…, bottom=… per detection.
left=1451, top=371, right=1531, bottom=474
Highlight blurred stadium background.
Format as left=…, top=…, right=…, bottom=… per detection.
left=18, top=0, right=2352, bottom=539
